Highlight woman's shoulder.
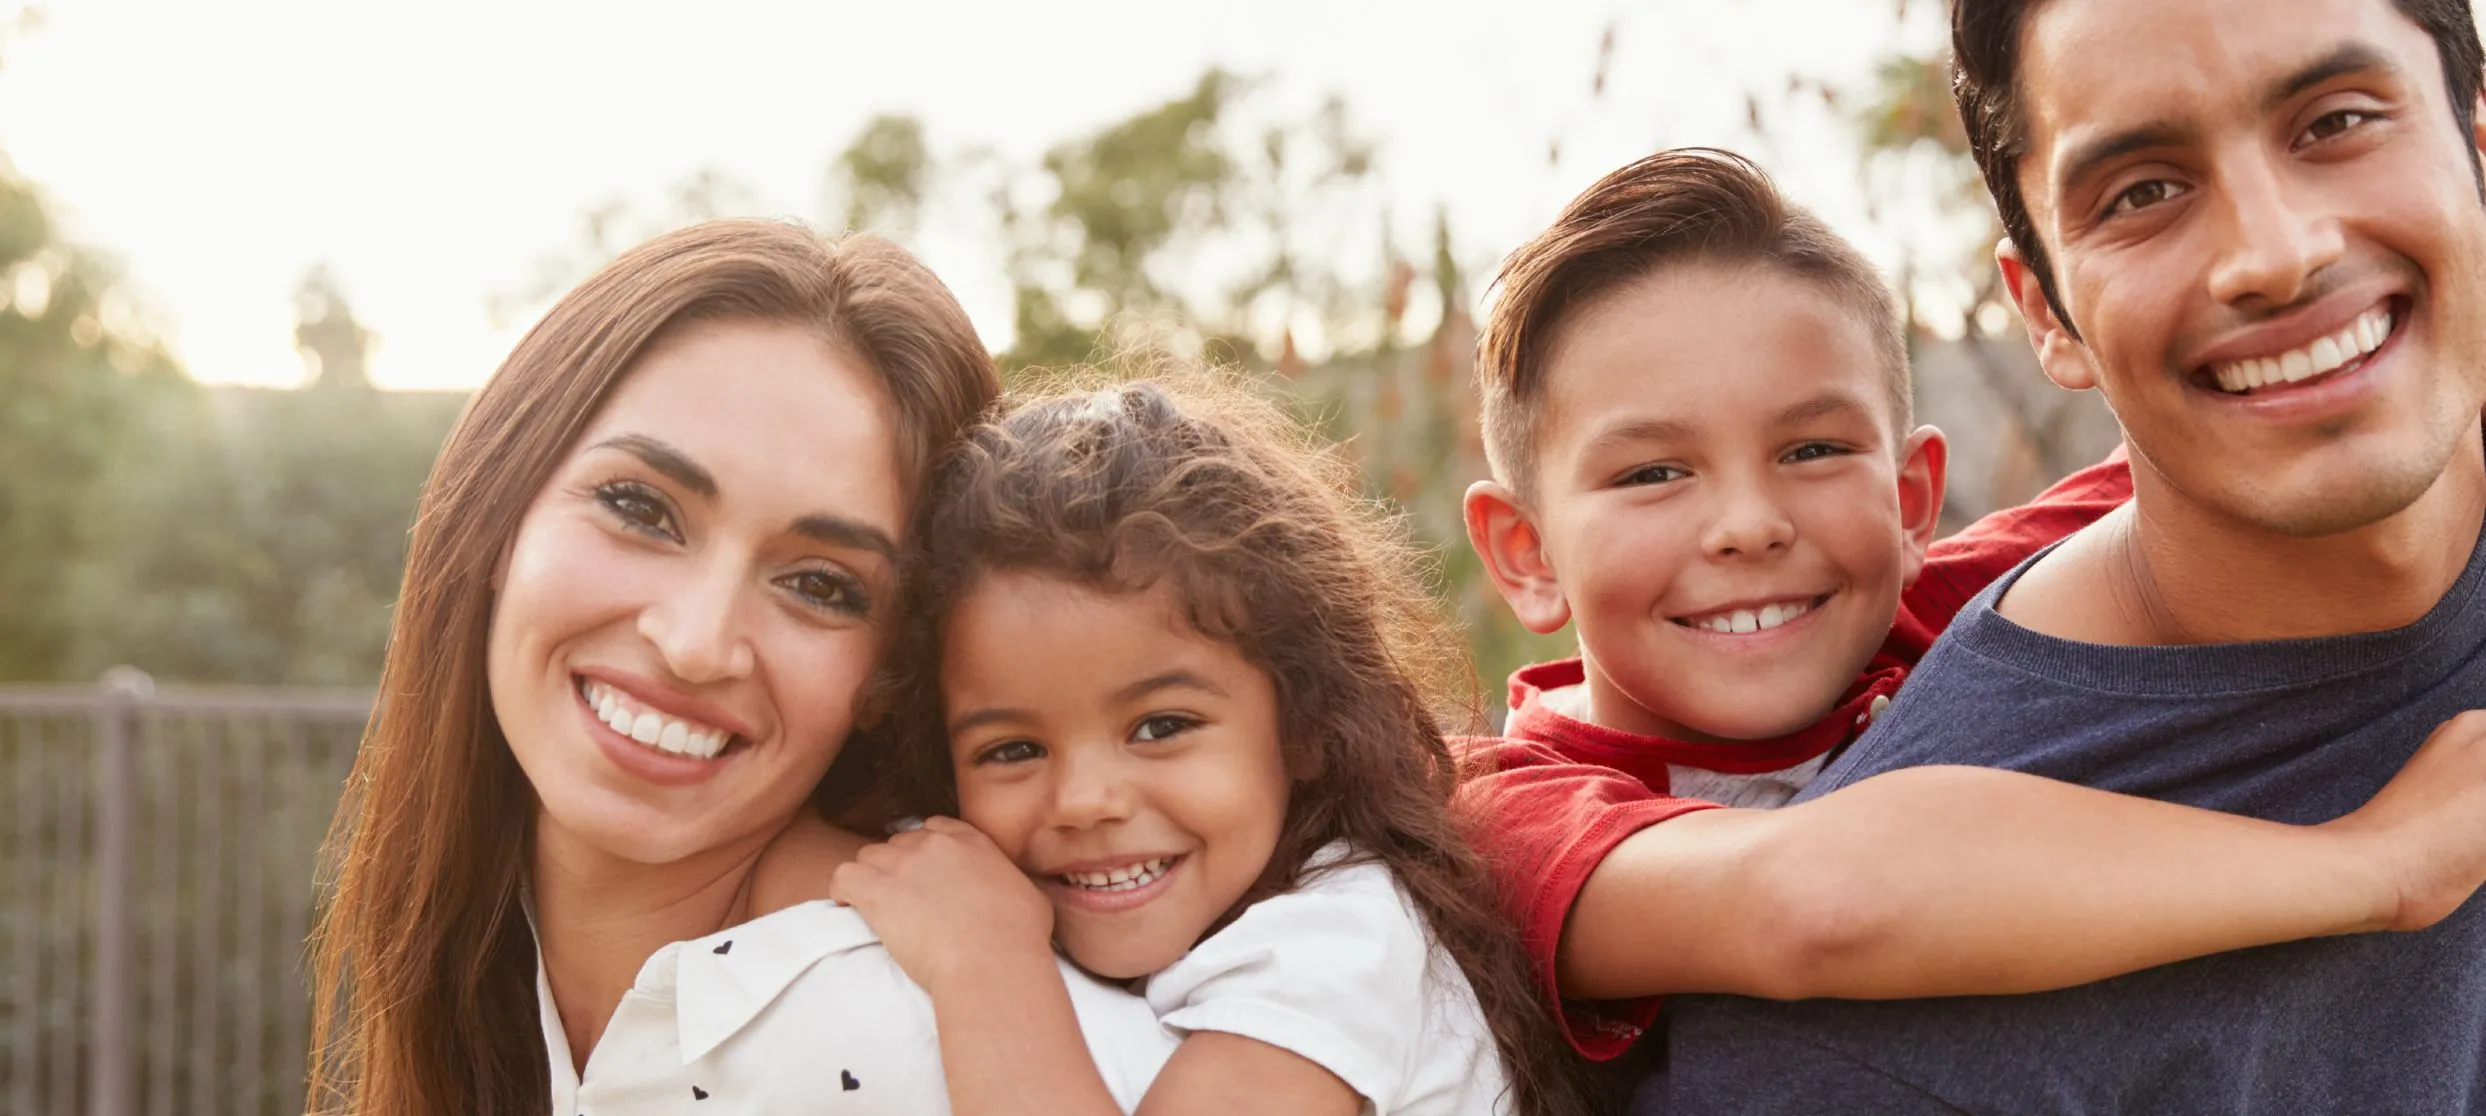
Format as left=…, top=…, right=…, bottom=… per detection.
left=749, top=812, right=874, bottom=914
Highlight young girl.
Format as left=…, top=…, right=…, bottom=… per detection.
left=830, top=374, right=2486, bottom=1116
left=835, top=375, right=1602, bottom=1116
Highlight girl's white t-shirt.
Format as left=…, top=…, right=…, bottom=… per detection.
left=1143, top=844, right=1514, bottom=1116
left=536, top=899, right=1176, bottom=1115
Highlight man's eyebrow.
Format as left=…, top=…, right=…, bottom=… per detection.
left=2057, top=122, right=2191, bottom=198
left=1111, top=670, right=1228, bottom=705
left=789, top=515, right=898, bottom=561
left=593, top=434, right=716, bottom=499
left=2267, top=42, right=2397, bottom=112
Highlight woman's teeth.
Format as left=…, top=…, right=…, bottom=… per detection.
left=2211, top=307, right=2392, bottom=394
left=1061, top=856, right=1177, bottom=892
left=581, top=679, right=731, bottom=760
left=1682, top=598, right=1817, bottom=635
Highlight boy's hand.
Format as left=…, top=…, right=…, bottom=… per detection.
left=828, top=815, right=1057, bottom=997
left=2327, top=711, right=2486, bottom=932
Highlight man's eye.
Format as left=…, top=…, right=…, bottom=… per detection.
left=1132, top=714, right=1198, bottom=743
left=2304, top=109, right=2378, bottom=144
left=1619, top=463, right=1687, bottom=487
left=2105, top=179, right=2186, bottom=218
left=976, top=740, right=1043, bottom=766
left=595, top=482, right=678, bottom=538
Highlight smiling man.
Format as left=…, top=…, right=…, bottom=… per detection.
left=1639, top=0, right=2486, bottom=1112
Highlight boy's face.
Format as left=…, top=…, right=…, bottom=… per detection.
left=1472, top=264, right=1942, bottom=742
left=2003, top=0, right=2486, bottom=536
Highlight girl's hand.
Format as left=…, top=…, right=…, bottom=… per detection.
left=829, top=816, right=1058, bottom=997
left=2326, top=711, right=2486, bottom=932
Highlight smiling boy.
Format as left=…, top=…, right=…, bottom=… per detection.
left=1451, top=147, right=2140, bottom=1057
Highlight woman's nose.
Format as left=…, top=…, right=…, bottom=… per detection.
left=636, top=560, right=755, bottom=684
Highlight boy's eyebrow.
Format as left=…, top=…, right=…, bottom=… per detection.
left=595, top=434, right=717, bottom=498
left=1582, top=417, right=1696, bottom=455
left=1773, top=391, right=1876, bottom=428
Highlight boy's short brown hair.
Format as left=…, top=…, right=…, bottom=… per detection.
left=1477, top=148, right=1911, bottom=500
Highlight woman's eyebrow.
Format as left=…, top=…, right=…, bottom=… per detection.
left=594, top=434, right=716, bottom=498
left=789, top=514, right=898, bottom=561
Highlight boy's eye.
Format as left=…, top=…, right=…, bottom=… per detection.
left=1782, top=442, right=1852, bottom=464
left=1132, top=714, right=1199, bottom=743
left=777, top=568, right=871, bottom=618
left=974, top=739, right=1044, bottom=766
left=1618, top=463, right=1688, bottom=487
left=595, top=481, right=680, bottom=539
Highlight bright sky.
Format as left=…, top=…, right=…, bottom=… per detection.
left=0, top=0, right=1946, bottom=390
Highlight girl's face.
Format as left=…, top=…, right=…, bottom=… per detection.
left=942, top=572, right=1294, bottom=979
left=487, top=318, right=907, bottom=869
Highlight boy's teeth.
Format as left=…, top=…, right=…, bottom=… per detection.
left=1063, top=856, right=1176, bottom=891
left=581, top=680, right=731, bottom=760
left=1693, top=599, right=1814, bottom=634
left=2211, top=307, right=2391, bottom=394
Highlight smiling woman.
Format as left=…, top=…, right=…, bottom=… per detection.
left=304, top=220, right=1174, bottom=1115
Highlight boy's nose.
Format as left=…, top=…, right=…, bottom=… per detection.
left=1702, top=484, right=1797, bottom=559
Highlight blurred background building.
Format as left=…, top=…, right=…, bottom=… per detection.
left=0, top=0, right=2134, bottom=1110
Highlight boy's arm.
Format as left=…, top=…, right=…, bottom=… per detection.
left=1896, top=446, right=2131, bottom=649
left=1563, top=712, right=2486, bottom=1001
left=1451, top=736, right=1720, bottom=1059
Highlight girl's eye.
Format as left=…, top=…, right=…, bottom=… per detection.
left=1783, top=442, right=1852, bottom=464
left=778, top=568, right=871, bottom=618
left=595, top=481, right=679, bottom=540
left=2105, top=179, right=2186, bottom=218
left=1619, top=463, right=1688, bottom=487
left=1132, top=714, right=1199, bottom=743
left=975, top=739, right=1044, bottom=766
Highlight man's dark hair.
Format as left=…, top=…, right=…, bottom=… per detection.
left=1951, top=0, right=2485, bottom=335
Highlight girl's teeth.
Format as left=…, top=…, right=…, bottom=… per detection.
left=1066, top=856, right=1175, bottom=891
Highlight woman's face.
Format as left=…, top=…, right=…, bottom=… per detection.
left=487, top=318, right=907, bottom=867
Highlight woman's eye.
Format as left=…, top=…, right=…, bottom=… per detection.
left=975, top=740, right=1044, bottom=766
left=2105, top=179, right=2185, bottom=218
left=1132, top=714, right=1198, bottom=743
left=595, top=482, right=678, bottom=539
left=1619, top=463, right=1687, bottom=487
left=779, top=568, right=870, bottom=617
left=1783, top=442, right=1851, bottom=464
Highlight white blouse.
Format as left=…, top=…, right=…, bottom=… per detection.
left=538, top=899, right=1176, bottom=1115
left=1144, top=846, right=1513, bottom=1115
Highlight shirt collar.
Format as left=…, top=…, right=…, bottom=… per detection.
left=1502, top=657, right=1906, bottom=786
left=668, top=899, right=884, bottom=1064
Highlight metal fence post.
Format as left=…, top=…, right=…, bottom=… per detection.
left=89, top=666, right=150, bottom=1116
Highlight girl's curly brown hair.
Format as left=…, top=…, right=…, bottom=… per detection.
left=886, top=367, right=1601, bottom=1116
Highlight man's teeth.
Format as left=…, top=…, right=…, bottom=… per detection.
left=581, top=680, right=731, bottom=760
left=2212, top=307, right=2391, bottom=394
left=1062, top=856, right=1177, bottom=892
left=1687, top=599, right=1816, bottom=635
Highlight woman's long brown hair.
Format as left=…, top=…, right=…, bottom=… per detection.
left=305, top=220, right=998, bottom=1115
left=889, top=370, right=1604, bottom=1116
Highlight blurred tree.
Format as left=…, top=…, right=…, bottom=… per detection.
left=834, top=113, right=934, bottom=242
left=293, top=264, right=374, bottom=388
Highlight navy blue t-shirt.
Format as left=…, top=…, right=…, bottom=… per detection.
left=1639, top=519, right=2486, bottom=1116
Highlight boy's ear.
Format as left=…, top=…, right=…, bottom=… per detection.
left=1463, top=479, right=1572, bottom=635
left=1997, top=238, right=2098, bottom=393
left=1895, top=426, right=1948, bottom=589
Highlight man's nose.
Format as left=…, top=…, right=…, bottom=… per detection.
left=2206, top=153, right=2346, bottom=311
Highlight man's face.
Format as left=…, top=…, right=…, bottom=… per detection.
left=2011, top=0, right=2486, bottom=536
